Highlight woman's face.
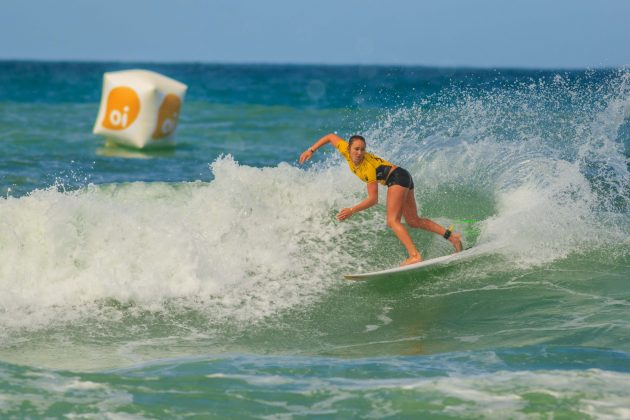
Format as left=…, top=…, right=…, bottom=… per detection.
left=349, top=140, right=366, bottom=165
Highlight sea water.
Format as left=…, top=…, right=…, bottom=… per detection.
left=1, top=61, right=629, bottom=418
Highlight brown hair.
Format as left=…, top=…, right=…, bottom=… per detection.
left=348, top=135, right=366, bottom=149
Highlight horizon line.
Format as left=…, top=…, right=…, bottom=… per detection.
left=0, top=57, right=626, bottom=73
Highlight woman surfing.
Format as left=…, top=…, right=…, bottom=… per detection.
left=299, top=133, right=462, bottom=266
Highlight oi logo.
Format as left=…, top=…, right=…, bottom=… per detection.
left=152, top=94, right=182, bottom=139
left=102, top=86, right=140, bottom=130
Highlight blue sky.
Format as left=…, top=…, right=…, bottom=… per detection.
left=1, top=0, right=629, bottom=68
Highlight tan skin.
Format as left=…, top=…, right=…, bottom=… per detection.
left=300, top=133, right=462, bottom=266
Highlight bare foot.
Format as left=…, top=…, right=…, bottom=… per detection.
left=449, top=232, right=463, bottom=252
left=401, top=253, right=422, bottom=266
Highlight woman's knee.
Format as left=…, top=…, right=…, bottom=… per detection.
left=403, top=213, right=421, bottom=227
left=386, top=216, right=401, bottom=229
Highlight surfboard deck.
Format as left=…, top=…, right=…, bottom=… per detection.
left=344, top=247, right=478, bottom=281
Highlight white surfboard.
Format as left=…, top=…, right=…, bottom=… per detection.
left=344, top=247, right=479, bottom=281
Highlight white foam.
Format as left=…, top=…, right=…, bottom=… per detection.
left=0, top=156, right=362, bottom=331
left=397, top=369, right=630, bottom=417
left=364, top=306, right=393, bottom=333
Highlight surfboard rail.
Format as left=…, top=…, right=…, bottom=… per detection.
left=344, top=247, right=479, bottom=281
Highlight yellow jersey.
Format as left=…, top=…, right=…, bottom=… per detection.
left=335, top=140, right=394, bottom=185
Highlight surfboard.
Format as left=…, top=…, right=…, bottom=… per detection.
left=344, top=247, right=478, bottom=281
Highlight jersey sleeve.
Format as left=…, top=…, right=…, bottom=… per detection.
left=334, top=139, right=350, bottom=160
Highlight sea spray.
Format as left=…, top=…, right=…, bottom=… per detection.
left=360, top=69, right=630, bottom=265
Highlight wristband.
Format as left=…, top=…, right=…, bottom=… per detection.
left=443, top=224, right=454, bottom=240
left=309, top=148, right=315, bottom=153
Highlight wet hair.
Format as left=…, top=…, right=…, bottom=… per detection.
left=348, top=135, right=366, bottom=149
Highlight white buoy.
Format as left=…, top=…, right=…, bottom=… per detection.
left=93, top=69, right=187, bottom=149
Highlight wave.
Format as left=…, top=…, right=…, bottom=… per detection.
left=1, top=70, right=629, bottom=367
left=363, top=69, right=630, bottom=266
left=0, top=159, right=363, bottom=331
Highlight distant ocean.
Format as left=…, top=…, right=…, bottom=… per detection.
left=1, top=61, right=629, bottom=418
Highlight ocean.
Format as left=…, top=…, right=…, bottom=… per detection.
left=1, top=61, right=629, bottom=418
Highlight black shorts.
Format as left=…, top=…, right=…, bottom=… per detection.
left=385, top=167, right=414, bottom=189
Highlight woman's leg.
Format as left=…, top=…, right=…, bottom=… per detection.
left=402, top=191, right=462, bottom=252
left=386, top=185, right=422, bottom=265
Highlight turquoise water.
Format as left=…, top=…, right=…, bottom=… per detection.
left=1, top=61, right=630, bottom=417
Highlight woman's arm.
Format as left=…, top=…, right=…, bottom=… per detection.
left=299, top=133, right=345, bottom=164
left=337, top=182, right=378, bottom=221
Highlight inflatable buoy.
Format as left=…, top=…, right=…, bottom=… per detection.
left=93, top=69, right=187, bottom=149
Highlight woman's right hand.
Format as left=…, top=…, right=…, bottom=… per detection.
left=299, top=149, right=313, bottom=164
left=336, top=207, right=355, bottom=221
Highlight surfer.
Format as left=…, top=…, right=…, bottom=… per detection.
left=299, top=133, right=462, bottom=266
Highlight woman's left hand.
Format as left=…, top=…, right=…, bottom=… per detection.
left=337, top=207, right=355, bottom=221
